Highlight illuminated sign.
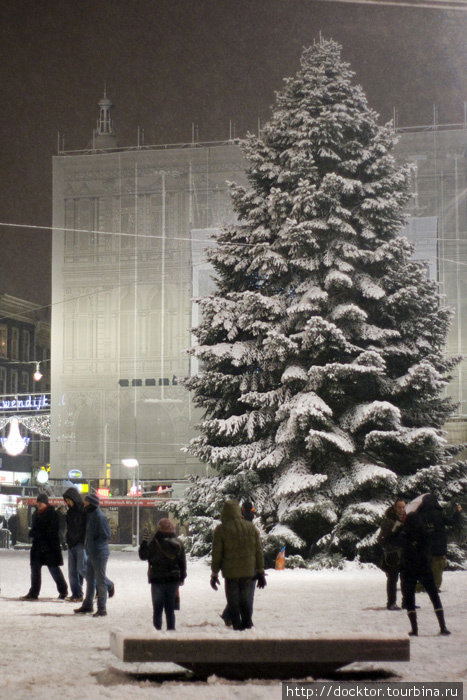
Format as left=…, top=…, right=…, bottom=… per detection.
left=68, top=469, right=83, bottom=480
left=0, top=471, right=29, bottom=485
left=97, top=488, right=110, bottom=498
left=0, top=393, right=50, bottom=413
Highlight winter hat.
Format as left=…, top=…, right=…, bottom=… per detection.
left=241, top=500, right=255, bottom=521
left=36, top=493, right=49, bottom=505
left=157, top=518, right=175, bottom=534
left=84, top=493, right=100, bottom=508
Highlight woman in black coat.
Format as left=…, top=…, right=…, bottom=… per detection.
left=417, top=494, right=462, bottom=590
left=139, top=518, right=186, bottom=631
left=20, top=494, right=68, bottom=600
left=400, top=496, right=450, bottom=637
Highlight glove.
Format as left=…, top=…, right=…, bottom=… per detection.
left=256, top=572, right=267, bottom=589
left=210, top=574, right=220, bottom=591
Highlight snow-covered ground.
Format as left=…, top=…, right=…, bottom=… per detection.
left=0, top=549, right=465, bottom=699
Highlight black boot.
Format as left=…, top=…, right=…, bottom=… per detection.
left=435, top=608, right=450, bottom=635
left=407, top=611, right=418, bottom=636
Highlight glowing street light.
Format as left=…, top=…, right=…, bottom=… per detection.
left=33, top=362, right=43, bottom=382
left=36, top=468, right=49, bottom=485
left=121, top=458, right=140, bottom=545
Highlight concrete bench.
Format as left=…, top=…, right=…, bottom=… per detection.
left=110, top=630, right=409, bottom=679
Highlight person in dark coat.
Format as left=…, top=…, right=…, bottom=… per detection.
left=8, top=512, right=19, bottom=546
left=211, top=499, right=266, bottom=631
left=417, top=494, right=462, bottom=590
left=63, top=487, right=87, bottom=602
left=139, top=518, right=186, bottom=631
left=400, top=495, right=450, bottom=636
left=377, top=498, right=406, bottom=610
left=20, top=494, right=68, bottom=600
left=74, top=493, right=114, bottom=617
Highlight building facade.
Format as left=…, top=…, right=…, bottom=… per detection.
left=50, top=97, right=467, bottom=490
left=51, top=96, right=245, bottom=489
left=0, top=293, right=50, bottom=489
left=394, top=127, right=467, bottom=446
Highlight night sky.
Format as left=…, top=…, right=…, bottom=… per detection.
left=0, top=0, right=466, bottom=306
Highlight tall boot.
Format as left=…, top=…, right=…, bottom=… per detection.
left=435, top=608, right=450, bottom=635
left=407, top=611, right=418, bottom=636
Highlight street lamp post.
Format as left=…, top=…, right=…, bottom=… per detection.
left=121, top=458, right=140, bottom=546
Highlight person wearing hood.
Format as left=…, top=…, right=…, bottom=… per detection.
left=220, top=499, right=257, bottom=627
left=377, top=498, right=406, bottom=610
left=63, top=487, right=87, bottom=602
left=400, top=495, right=450, bottom=637
left=211, top=499, right=266, bottom=631
left=139, top=518, right=186, bottom=631
left=417, top=494, right=462, bottom=591
left=74, top=493, right=114, bottom=617
left=20, top=494, right=68, bottom=601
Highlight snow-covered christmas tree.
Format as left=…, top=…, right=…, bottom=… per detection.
left=179, top=39, right=465, bottom=564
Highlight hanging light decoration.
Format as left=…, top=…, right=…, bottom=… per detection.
left=2, top=417, right=28, bottom=456
left=33, top=362, right=43, bottom=382
left=18, top=415, right=51, bottom=438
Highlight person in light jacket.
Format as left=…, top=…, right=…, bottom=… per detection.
left=210, top=500, right=266, bottom=631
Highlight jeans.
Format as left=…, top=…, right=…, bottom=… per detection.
left=225, top=577, right=254, bottom=630
left=222, top=577, right=256, bottom=624
left=83, top=550, right=113, bottom=612
left=68, top=543, right=87, bottom=598
left=151, top=581, right=179, bottom=630
left=30, top=558, right=68, bottom=598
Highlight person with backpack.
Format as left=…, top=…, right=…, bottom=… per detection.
left=139, top=518, right=186, bottom=631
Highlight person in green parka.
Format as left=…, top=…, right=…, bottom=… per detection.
left=210, top=499, right=266, bottom=631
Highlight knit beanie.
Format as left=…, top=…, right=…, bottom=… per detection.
left=36, top=493, right=49, bottom=505
left=157, top=518, right=175, bottom=534
left=84, top=493, right=100, bottom=508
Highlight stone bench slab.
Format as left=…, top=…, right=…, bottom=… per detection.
left=110, top=630, right=409, bottom=679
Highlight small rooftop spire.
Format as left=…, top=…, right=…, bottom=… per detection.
left=97, top=90, right=114, bottom=136
left=88, top=91, right=118, bottom=150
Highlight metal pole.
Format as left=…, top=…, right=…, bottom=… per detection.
left=136, top=463, right=140, bottom=545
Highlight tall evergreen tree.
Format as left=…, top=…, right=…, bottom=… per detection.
left=180, top=39, right=465, bottom=563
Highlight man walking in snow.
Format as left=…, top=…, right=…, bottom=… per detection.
left=63, top=487, right=87, bottom=602
left=20, top=493, right=68, bottom=601
left=74, top=493, right=114, bottom=617
left=210, top=499, right=266, bottom=631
